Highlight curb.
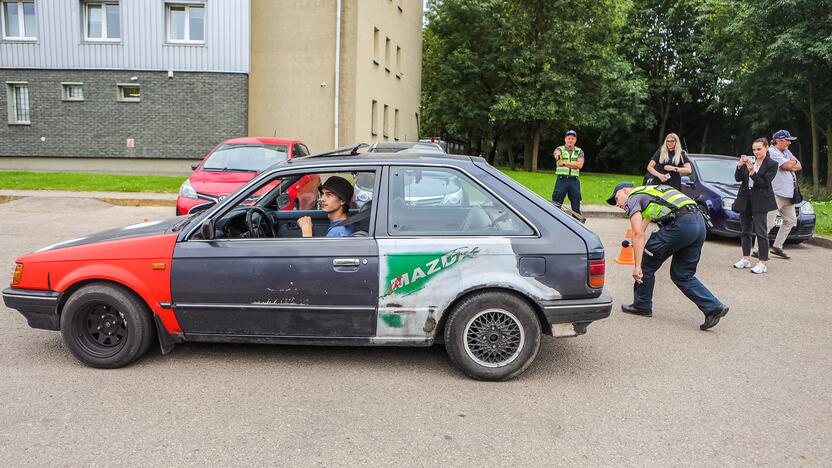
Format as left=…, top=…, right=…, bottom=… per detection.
left=806, top=235, right=832, bottom=249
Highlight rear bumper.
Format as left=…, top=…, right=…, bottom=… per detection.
left=539, top=291, right=613, bottom=326
left=2, top=288, right=61, bottom=331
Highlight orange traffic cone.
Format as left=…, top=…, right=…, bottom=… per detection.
left=614, top=228, right=635, bottom=265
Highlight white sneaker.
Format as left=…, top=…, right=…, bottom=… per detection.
left=751, top=262, right=767, bottom=274
left=733, top=258, right=752, bottom=269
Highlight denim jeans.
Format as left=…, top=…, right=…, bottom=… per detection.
left=633, top=213, right=723, bottom=315
left=552, top=176, right=582, bottom=213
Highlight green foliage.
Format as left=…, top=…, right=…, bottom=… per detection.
left=0, top=172, right=183, bottom=193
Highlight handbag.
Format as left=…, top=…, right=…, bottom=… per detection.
left=791, top=172, right=803, bottom=204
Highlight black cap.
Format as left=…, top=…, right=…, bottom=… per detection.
left=319, top=176, right=354, bottom=204
left=565, top=130, right=577, bottom=137
left=606, top=182, right=634, bottom=206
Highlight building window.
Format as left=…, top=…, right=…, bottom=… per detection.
left=167, top=3, right=204, bottom=43
left=6, top=82, right=30, bottom=124
left=62, top=83, right=84, bottom=101
left=117, top=84, right=140, bottom=102
left=394, top=108, right=399, bottom=141
left=2, top=0, right=37, bottom=40
left=371, top=100, right=378, bottom=136
left=383, top=104, right=389, bottom=138
left=396, top=46, right=402, bottom=77
left=85, top=2, right=120, bottom=41
left=372, top=27, right=379, bottom=65
left=384, top=37, right=391, bottom=72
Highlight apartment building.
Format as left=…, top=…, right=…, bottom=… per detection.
left=0, top=0, right=422, bottom=171
left=248, top=0, right=423, bottom=151
left=0, top=0, right=249, bottom=168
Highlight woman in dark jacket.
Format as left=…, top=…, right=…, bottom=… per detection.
left=732, top=138, right=778, bottom=274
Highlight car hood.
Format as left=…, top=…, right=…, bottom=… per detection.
left=190, top=170, right=258, bottom=196
left=34, top=216, right=186, bottom=253
left=705, top=182, right=740, bottom=198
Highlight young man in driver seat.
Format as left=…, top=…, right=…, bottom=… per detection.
left=298, top=176, right=355, bottom=237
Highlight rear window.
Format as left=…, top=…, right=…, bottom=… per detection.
left=202, top=144, right=289, bottom=172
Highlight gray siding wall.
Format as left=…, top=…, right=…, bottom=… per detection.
left=0, top=69, right=247, bottom=159
left=0, top=0, right=249, bottom=72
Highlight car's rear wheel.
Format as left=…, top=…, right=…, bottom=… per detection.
left=444, top=291, right=541, bottom=381
left=60, top=284, right=155, bottom=368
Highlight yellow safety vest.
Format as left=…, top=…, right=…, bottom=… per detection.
left=628, top=185, right=696, bottom=221
left=555, top=146, right=582, bottom=177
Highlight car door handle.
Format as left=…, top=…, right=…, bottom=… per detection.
left=333, top=258, right=360, bottom=267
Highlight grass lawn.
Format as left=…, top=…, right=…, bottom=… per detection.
left=499, top=168, right=640, bottom=205
left=813, top=202, right=832, bottom=237
left=0, top=171, right=183, bottom=193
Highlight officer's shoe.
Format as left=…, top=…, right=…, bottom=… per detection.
left=621, top=304, right=652, bottom=317
left=700, top=305, right=730, bottom=331
left=770, top=246, right=790, bottom=259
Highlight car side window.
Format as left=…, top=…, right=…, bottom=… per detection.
left=387, top=166, right=533, bottom=236
left=688, top=164, right=697, bottom=183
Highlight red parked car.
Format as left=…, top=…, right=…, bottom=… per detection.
left=176, top=137, right=318, bottom=215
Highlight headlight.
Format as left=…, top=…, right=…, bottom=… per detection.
left=801, top=201, right=814, bottom=215
left=722, top=197, right=735, bottom=211
left=11, top=262, right=23, bottom=286
left=356, top=188, right=372, bottom=203
left=179, top=180, right=198, bottom=200
left=442, top=190, right=463, bottom=205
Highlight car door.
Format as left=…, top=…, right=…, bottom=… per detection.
left=170, top=168, right=380, bottom=338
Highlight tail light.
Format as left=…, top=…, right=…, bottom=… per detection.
left=588, top=259, right=605, bottom=288
left=11, top=263, right=23, bottom=286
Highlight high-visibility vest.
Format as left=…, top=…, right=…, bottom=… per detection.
left=628, top=185, right=696, bottom=221
left=555, top=146, right=582, bottom=177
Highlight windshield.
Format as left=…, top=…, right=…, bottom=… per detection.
left=202, top=144, right=289, bottom=172
left=695, top=159, right=740, bottom=186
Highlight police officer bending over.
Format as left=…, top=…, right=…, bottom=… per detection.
left=607, top=182, right=729, bottom=330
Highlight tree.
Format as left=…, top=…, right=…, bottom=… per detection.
left=712, top=0, right=832, bottom=190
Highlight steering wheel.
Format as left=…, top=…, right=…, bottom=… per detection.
left=245, top=207, right=276, bottom=238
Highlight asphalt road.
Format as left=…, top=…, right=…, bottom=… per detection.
left=1, top=197, right=830, bottom=466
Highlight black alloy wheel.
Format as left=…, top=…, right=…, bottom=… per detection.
left=61, top=284, right=155, bottom=368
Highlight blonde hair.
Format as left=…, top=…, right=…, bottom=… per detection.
left=659, top=133, right=683, bottom=165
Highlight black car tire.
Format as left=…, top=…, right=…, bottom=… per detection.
left=60, top=284, right=155, bottom=369
left=444, top=291, right=541, bottom=381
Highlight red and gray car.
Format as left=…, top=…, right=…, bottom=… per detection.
left=4, top=146, right=612, bottom=381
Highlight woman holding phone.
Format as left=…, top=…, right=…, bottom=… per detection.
left=732, top=138, right=778, bottom=274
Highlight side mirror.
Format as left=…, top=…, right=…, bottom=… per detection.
left=681, top=176, right=695, bottom=188
left=191, top=162, right=200, bottom=171
left=276, top=193, right=292, bottom=209
left=200, top=218, right=215, bottom=240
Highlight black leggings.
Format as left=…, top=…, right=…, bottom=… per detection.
left=740, top=206, right=769, bottom=261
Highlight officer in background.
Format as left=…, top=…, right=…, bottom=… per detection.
left=607, top=182, right=730, bottom=330
left=552, top=130, right=585, bottom=213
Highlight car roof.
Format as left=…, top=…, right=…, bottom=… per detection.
left=369, top=141, right=445, bottom=153
left=686, top=153, right=738, bottom=161
left=264, top=151, right=475, bottom=173
left=220, top=136, right=302, bottom=146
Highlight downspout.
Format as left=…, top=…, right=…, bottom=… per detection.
left=333, top=0, right=342, bottom=147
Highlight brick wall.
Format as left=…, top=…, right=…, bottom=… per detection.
left=0, top=69, right=247, bottom=159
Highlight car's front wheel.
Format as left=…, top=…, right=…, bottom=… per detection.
left=444, top=291, right=541, bottom=381
left=60, top=284, right=155, bottom=368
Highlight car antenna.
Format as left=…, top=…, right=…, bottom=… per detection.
left=291, top=143, right=369, bottom=162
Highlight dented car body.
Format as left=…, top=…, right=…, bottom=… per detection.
left=4, top=151, right=611, bottom=380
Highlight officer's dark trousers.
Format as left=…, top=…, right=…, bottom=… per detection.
left=633, top=213, right=723, bottom=315
left=552, top=176, right=581, bottom=213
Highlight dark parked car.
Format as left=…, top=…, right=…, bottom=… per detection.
left=4, top=146, right=612, bottom=381
left=680, top=154, right=816, bottom=242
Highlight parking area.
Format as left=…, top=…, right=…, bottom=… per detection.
left=1, top=197, right=830, bottom=466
